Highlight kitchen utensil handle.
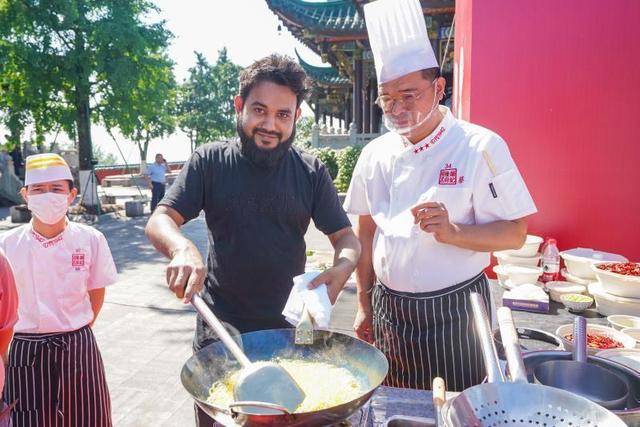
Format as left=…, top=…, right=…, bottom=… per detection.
left=574, top=316, right=588, bottom=363
left=482, top=150, right=498, bottom=176
left=497, top=307, right=528, bottom=384
left=192, top=294, right=251, bottom=367
left=433, top=377, right=445, bottom=427
left=228, top=401, right=290, bottom=415
left=470, top=293, right=504, bottom=383
left=433, top=377, right=445, bottom=406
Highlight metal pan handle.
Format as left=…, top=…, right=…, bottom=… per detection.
left=573, top=316, right=588, bottom=363
left=192, top=294, right=252, bottom=368
left=497, top=307, right=528, bottom=384
left=470, top=293, right=504, bottom=383
left=229, top=401, right=291, bottom=415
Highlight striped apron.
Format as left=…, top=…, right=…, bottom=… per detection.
left=3, top=326, right=112, bottom=427
left=373, top=272, right=492, bottom=392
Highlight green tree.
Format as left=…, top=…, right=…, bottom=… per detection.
left=294, top=116, right=314, bottom=149
left=0, top=35, right=64, bottom=151
left=334, top=144, right=364, bottom=192
left=178, top=49, right=241, bottom=151
left=0, top=0, right=172, bottom=177
left=92, top=145, right=118, bottom=166
left=101, top=53, right=176, bottom=164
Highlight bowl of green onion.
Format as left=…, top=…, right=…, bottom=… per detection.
left=560, top=293, right=594, bottom=313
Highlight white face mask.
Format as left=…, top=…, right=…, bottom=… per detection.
left=27, top=193, right=69, bottom=224
left=382, top=79, right=441, bottom=135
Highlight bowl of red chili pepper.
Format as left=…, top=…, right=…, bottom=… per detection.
left=592, top=262, right=640, bottom=299
left=556, top=323, right=636, bottom=356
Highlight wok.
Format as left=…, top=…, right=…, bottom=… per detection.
left=181, top=328, right=388, bottom=427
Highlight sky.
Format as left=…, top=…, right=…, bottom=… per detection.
left=19, top=0, right=328, bottom=164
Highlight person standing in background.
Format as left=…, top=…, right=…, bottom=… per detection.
left=144, top=153, right=168, bottom=212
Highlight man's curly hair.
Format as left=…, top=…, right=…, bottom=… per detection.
left=239, top=54, right=311, bottom=107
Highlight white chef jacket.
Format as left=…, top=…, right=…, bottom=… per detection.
left=344, top=106, right=537, bottom=292
left=0, top=221, right=118, bottom=333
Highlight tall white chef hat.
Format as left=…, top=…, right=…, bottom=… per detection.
left=364, top=0, right=438, bottom=84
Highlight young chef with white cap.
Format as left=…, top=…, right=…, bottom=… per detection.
left=0, top=153, right=116, bottom=426
left=345, top=0, right=537, bottom=391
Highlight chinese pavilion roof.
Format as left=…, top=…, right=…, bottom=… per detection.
left=266, top=0, right=365, bottom=37
left=295, top=50, right=351, bottom=87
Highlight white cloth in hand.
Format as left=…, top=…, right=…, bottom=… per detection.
left=282, top=271, right=333, bottom=330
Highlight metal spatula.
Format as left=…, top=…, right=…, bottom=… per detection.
left=295, top=304, right=314, bottom=345
left=191, top=294, right=305, bottom=414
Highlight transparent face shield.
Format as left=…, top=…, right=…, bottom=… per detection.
left=378, top=79, right=441, bottom=135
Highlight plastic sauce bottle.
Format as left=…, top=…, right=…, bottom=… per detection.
left=541, top=238, right=560, bottom=283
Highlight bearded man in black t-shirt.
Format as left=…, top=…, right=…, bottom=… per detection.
left=145, top=53, right=360, bottom=426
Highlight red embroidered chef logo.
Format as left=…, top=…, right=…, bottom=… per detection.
left=72, top=252, right=85, bottom=269
left=439, top=163, right=458, bottom=185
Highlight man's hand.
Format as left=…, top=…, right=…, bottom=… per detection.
left=354, top=304, right=374, bottom=343
left=307, top=261, right=354, bottom=304
left=166, top=246, right=206, bottom=303
left=411, top=201, right=460, bottom=244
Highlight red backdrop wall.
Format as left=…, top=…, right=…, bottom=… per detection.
left=454, top=0, right=640, bottom=261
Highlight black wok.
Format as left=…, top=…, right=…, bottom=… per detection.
left=181, top=328, right=388, bottom=426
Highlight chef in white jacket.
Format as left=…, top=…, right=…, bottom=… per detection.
left=344, top=0, right=537, bottom=391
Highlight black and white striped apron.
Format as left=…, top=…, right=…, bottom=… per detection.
left=3, top=325, right=112, bottom=427
left=373, top=272, right=492, bottom=392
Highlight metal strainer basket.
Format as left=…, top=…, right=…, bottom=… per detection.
left=440, top=293, right=626, bottom=427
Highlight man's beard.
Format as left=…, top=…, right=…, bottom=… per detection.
left=237, top=119, right=295, bottom=168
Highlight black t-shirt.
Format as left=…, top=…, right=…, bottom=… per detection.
left=160, top=141, right=350, bottom=324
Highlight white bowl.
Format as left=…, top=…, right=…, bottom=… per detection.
left=607, top=315, right=640, bottom=330
left=502, top=264, right=542, bottom=286
left=588, top=282, right=640, bottom=316
left=497, top=234, right=543, bottom=258
left=503, top=279, right=543, bottom=291
left=545, top=281, right=587, bottom=303
left=561, top=268, right=592, bottom=286
left=559, top=293, right=593, bottom=313
left=493, top=251, right=541, bottom=267
left=592, top=262, right=640, bottom=299
left=621, top=328, right=640, bottom=348
left=492, top=265, right=509, bottom=287
left=556, top=323, right=636, bottom=356
left=595, top=348, right=640, bottom=372
left=559, top=248, right=627, bottom=280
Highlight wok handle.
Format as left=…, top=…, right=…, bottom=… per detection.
left=229, top=401, right=291, bottom=415
left=573, top=316, right=587, bottom=363
left=497, top=307, right=528, bottom=384
left=192, top=294, right=252, bottom=368
left=432, top=377, right=445, bottom=427
left=470, top=293, right=504, bottom=383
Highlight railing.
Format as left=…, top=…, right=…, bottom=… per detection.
left=310, top=122, right=382, bottom=150
left=94, top=161, right=184, bottom=184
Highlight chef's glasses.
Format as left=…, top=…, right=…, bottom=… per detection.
left=376, top=79, right=441, bottom=135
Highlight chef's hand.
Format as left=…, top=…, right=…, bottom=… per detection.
left=354, top=305, right=374, bottom=343
left=166, top=246, right=206, bottom=303
left=411, top=201, right=460, bottom=244
left=307, top=261, right=354, bottom=305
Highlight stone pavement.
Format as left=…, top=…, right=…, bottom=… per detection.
left=0, top=208, right=359, bottom=426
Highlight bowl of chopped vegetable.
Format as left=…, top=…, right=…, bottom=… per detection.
left=592, top=262, right=640, bottom=299
left=560, top=293, right=593, bottom=313
left=556, top=323, right=636, bottom=356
